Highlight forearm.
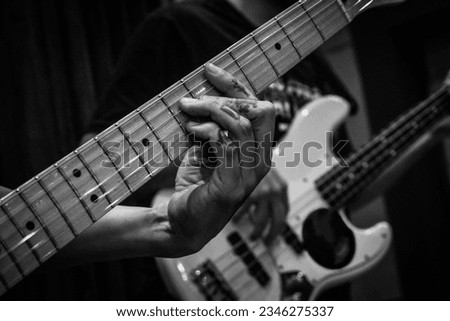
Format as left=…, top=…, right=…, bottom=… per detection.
left=46, top=203, right=192, bottom=270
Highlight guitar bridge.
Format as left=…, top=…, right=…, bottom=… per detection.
left=191, top=260, right=237, bottom=300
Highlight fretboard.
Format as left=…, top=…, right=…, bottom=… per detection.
left=316, top=86, right=450, bottom=209
left=0, top=0, right=366, bottom=295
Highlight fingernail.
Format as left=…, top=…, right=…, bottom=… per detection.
left=179, top=97, right=196, bottom=105
left=205, top=63, right=223, bottom=76
left=186, top=121, right=200, bottom=128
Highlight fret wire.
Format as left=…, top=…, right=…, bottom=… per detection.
left=108, top=0, right=340, bottom=146
left=331, top=92, right=448, bottom=188
left=0, top=250, right=24, bottom=279
left=5, top=194, right=45, bottom=262
left=301, top=1, right=326, bottom=41
left=317, top=88, right=449, bottom=190
left=1, top=0, right=366, bottom=282
left=329, top=97, right=447, bottom=201
left=350, top=88, right=447, bottom=164
left=1, top=1, right=362, bottom=290
left=0, top=0, right=346, bottom=209
left=181, top=79, right=197, bottom=98
left=116, top=124, right=153, bottom=176
left=56, top=0, right=349, bottom=213
left=322, top=99, right=442, bottom=202
left=35, top=178, right=78, bottom=236
left=0, top=259, right=9, bottom=289
left=56, top=165, right=96, bottom=223
left=2, top=0, right=354, bottom=252
left=96, top=137, right=134, bottom=194
left=170, top=2, right=344, bottom=116
left=226, top=48, right=258, bottom=94
left=0, top=233, right=58, bottom=282
left=319, top=4, right=348, bottom=36
left=336, top=0, right=352, bottom=22
left=0, top=210, right=25, bottom=277
left=18, top=190, right=63, bottom=252
left=21, top=123, right=185, bottom=226
left=330, top=107, right=444, bottom=207
left=190, top=0, right=342, bottom=98
left=82, top=140, right=179, bottom=211
left=322, top=94, right=449, bottom=206
left=274, top=17, right=302, bottom=60
left=75, top=152, right=113, bottom=205
left=160, top=95, right=190, bottom=138
left=137, top=109, right=174, bottom=162
left=250, top=32, right=281, bottom=78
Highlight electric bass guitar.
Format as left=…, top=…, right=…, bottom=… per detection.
left=153, top=83, right=450, bottom=300
left=0, top=0, right=403, bottom=296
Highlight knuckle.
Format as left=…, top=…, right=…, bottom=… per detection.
left=212, top=99, right=222, bottom=109
left=239, top=118, right=253, bottom=136
left=260, top=101, right=275, bottom=118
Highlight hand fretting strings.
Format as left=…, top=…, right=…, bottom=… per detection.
left=0, top=0, right=366, bottom=292
left=0, top=0, right=345, bottom=264
left=176, top=85, right=450, bottom=299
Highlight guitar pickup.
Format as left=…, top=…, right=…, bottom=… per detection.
left=282, top=223, right=304, bottom=254
left=191, top=260, right=237, bottom=300
left=227, top=232, right=270, bottom=286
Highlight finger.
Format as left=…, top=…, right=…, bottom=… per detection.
left=174, top=146, right=212, bottom=190
left=205, top=63, right=257, bottom=100
left=250, top=200, right=271, bottom=240
left=200, top=97, right=274, bottom=174
left=185, top=121, right=221, bottom=141
left=181, top=98, right=255, bottom=143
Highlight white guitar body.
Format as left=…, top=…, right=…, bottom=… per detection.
left=153, top=97, right=392, bottom=300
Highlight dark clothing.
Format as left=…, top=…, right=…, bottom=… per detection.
left=88, top=0, right=356, bottom=137
left=87, top=0, right=356, bottom=300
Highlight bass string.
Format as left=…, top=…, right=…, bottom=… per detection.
left=0, top=0, right=347, bottom=273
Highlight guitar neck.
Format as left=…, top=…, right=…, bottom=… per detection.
left=316, top=86, right=450, bottom=209
left=0, top=0, right=367, bottom=294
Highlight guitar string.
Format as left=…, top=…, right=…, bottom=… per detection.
left=4, top=26, right=432, bottom=292
left=212, top=98, right=450, bottom=298
left=317, top=86, right=449, bottom=195
left=0, top=0, right=376, bottom=284
left=285, top=94, right=450, bottom=222
left=0, top=0, right=363, bottom=282
left=324, top=102, right=449, bottom=206
left=322, top=92, right=450, bottom=201
left=176, top=90, right=450, bottom=290
left=169, top=0, right=346, bottom=101
left=287, top=91, right=449, bottom=214
left=0, top=0, right=343, bottom=220
left=318, top=89, right=449, bottom=202
left=0, top=0, right=345, bottom=261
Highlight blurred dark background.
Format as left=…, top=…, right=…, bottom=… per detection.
left=1, top=0, right=449, bottom=300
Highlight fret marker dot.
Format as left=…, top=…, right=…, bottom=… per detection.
left=73, top=168, right=82, bottom=178
left=90, top=194, right=99, bottom=203
left=274, top=42, right=282, bottom=50
left=26, top=221, right=35, bottom=231
left=142, top=138, right=150, bottom=147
